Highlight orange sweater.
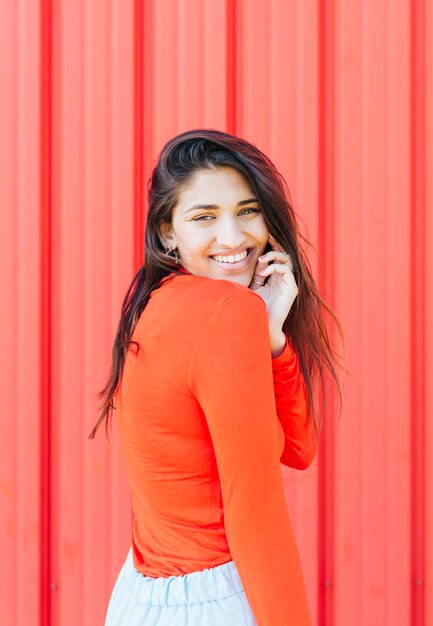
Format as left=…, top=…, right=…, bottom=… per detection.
left=114, top=269, right=317, bottom=625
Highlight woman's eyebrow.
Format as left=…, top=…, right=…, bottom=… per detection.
left=184, top=197, right=259, bottom=214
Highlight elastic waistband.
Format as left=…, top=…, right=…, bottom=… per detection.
left=121, top=549, right=244, bottom=607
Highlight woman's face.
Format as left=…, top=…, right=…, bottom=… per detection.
left=160, top=166, right=270, bottom=287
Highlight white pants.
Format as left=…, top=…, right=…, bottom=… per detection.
left=105, top=549, right=258, bottom=626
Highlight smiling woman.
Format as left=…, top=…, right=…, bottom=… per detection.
left=159, top=166, right=269, bottom=284
left=90, top=129, right=344, bottom=626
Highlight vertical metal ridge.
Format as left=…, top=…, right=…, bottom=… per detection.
left=142, top=0, right=153, bottom=236
left=225, top=0, right=237, bottom=134
left=134, top=0, right=144, bottom=264
left=40, top=0, right=52, bottom=624
left=318, top=0, right=335, bottom=624
left=410, top=0, right=426, bottom=623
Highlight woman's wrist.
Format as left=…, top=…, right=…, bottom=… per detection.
left=269, top=329, right=286, bottom=358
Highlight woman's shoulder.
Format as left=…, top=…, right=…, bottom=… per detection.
left=141, top=272, right=268, bottom=351
left=148, top=272, right=266, bottom=331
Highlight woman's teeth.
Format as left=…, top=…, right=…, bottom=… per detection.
left=212, top=250, right=249, bottom=264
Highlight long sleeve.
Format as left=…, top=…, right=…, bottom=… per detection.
left=188, top=289, right=313, bottom=626
left=272, top=341, right=317, bottom=469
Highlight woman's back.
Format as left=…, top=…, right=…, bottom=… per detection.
left=116, top=272, right=242, bottom=576
left=114, top=271, right=315, bottom=624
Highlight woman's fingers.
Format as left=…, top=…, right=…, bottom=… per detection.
left=254, top=256, right=271, bottom=271
left=258, top=250, right=294, bottom=272
left=249, top=253, right=269, bottom=289
left=254, top=263, right=297, bottom=287
left=258, top=262, right=294, bottom=278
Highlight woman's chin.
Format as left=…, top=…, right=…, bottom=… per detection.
left=182, top=260, right=254, bottom=287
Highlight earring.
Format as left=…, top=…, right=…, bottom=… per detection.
left=165, top=246, right=179, bottom=264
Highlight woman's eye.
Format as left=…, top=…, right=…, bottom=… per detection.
left=240, top=208, right=261, bottom=216
left=193, top=215, right=214, bottom=221
left=193, top=208, right=261, bottom=222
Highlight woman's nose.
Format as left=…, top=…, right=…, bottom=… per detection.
left=215, top=217, right=245, bottom=247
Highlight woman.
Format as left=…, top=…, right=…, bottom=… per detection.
left=89, top=129, right=343, bottom=626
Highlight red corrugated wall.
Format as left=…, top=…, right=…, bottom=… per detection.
left=1, top=1, right=431, bottom=625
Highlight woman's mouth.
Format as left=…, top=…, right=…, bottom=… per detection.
left=210, top=248, right=253, bottom=270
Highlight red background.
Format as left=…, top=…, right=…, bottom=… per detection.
left=0, top=1, right=432, bottom=625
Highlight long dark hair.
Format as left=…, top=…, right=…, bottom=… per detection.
left=89, top=129, right=344, bottom=440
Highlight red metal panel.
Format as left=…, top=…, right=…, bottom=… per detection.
left=386, top=3, right=413, bottom=624
left=328, top=2, right=414, bottom=624
left=410, top=0, right=428, bottom=623
left=266, top=0, right=321, bottom=619
left=49, top=1, right=133, bottom=624
left=1, top=1, right=433, bottom=624
left=425, top=3, right=433, bottom=623
left=40, top=0, right=53, bottom=622
left=347, top=1, right=390, bottom=622
left=318, top=1, right=337, bottom=623
left=0, top=1, right=42, bottom=625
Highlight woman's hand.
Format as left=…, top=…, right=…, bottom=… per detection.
left=249, top=235, right=298, bottom=337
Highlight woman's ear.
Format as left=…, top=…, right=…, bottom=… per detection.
left=159, top=223, right=176, bottom=250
